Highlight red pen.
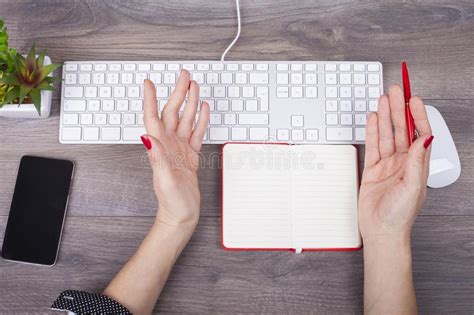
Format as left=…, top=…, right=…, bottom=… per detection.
left=402, top=61, right=416, bottom=145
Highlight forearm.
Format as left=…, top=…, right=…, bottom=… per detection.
left=363, top=234, right=417, bottom=315
left=103, top=218, right=196, bottom=314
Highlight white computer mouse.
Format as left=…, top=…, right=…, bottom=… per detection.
left=425, top=105, right=461, bottom=188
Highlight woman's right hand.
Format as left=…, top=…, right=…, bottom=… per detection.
left=358, top=85, right=433, bottom=245
left=141, top=70, right=210, bottom=230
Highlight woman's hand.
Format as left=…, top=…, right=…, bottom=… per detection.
left=359, top=85, right=433, bottom=245
left=141, top=70, right=210, bottom=229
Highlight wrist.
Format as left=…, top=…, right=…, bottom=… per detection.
left=363, top=232, right=412, bottom=252
left=153, top=216, right=198, bottom=237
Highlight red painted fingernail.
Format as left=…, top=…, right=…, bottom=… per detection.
left=140, top=135, right=152, bottom=150
left=423, top=135, right=434, bottom=149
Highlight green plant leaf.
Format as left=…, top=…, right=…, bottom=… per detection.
left=37, top=51, right=45, bottom=68
left=36, top=80, right=54, bottom=90
left=18, top=84, right=33, bottom=104
left=0, top=73, right=19, bottom=85
left=26, top=44, right=36, bottom=69
left=29, top=88, right=41, bottom=115
left=3, top=86, right=19, bottom=104
left=38, top=63, right=61, bottom=81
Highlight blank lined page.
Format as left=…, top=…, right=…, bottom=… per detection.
left=222, top=144, right=292, bottom=248
left=290, top=145, right=361, bottom=249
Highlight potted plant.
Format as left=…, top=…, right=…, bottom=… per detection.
left=0, top=19, right=61, bottom=118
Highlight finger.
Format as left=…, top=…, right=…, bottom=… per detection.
left=190, top=101, right=210, bottom=152
left=410, top=96, right=432, bottom=137
left=410, top=96, right=432, bottom=179
left=388, top=84, right=409, bottom=153
left=162, top=70, right=191, bottom=132
left=377, top=95, right=395, bottom=158
left=404, top=134, right=433, bottom=188
left=143, top=80, right=165, bottom=139
left=176, top=80, right=199, bottom=140
left=140, top=134, right=169, bottom=171
left=364, top=112, right=380, bottom=168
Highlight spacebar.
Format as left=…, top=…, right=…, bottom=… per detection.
left=123, top=127, right=146, bottom=141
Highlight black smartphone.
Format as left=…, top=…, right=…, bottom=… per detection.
left=1, top=156, right=74, bottom=266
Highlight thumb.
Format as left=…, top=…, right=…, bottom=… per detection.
left=140, top=134, right=168, bottom=170
left=404, top=134, right=434, bottom=185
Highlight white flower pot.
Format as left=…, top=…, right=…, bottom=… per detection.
left=0, top=55, right=53, bottom=119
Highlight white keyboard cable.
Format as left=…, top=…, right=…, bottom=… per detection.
left=220, top=0, right=241, bottom=61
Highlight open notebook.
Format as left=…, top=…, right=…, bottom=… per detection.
left=222, top=143, right=361, bottom=252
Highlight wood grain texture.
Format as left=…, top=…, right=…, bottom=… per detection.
left=0, top=0, right=473, bottom=313
left=0, top=216, right=473, bottom=314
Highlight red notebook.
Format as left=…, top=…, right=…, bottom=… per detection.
left=222, top=143, right=361, bottom=252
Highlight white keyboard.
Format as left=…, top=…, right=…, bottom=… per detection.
left=60, top=61, right=383, bottom=144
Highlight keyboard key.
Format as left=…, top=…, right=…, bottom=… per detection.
left=341, top=114, right=353, bottom=125
left=355, top=128, right=365, bottom=141
left=291, top=129, right=304, bottom=141
left=305, top=73, right=317, bottom=84
left=249, top=128, right=269, bottom=140
left=231, top=127, right=247, bottom=140
left=354, top=73, right=365, bottom=84
left=256, top=63, right=268, bottom=71
left=64, top=63, right=78, bottom=71
left=149, top=73, right=162, bottom=84
left=95, top=114, right=107, bottom=125
left=87, top=100, right=100, bottom=111
left=123, top=127, right=146, bottom=141
left=325, top=86, right=337, bottom=98
left=78, top=73, right=91, bottom=85
left=153, top=63, right=165, bottom=71
left=85, top=86, right=97, bottom=98
left=210, top=63, right=225, bottom=71
left=221, top=73, right=233, bottom=84
left=128, top=86, right=140, bottom=98
left=245, top=100, right=258, bottom=111
left=325, top=73, right=337, bottom=84
left=62, top=127, right=82, bottom=141
left=83, top=127, right=99, bottom=141
left=354, top=64, right=365, bottom=72
left=92, top=73, right=105, bottom=84
left=277, top=87, right=289, bottom=98
left=109, top=64, right=121, bottom=71
left=305, top=64, right=317, bottom=71
left=224, top=113, right=237, bottom=125
left=249, top=73, right=268, bottom=84
left=368, top=73, right=380, bottom=85
left=192, top=72, right=205, bottom=84
left=168, top=64, right=180, bottom=71
left=355, top=114, right=367, bottom=125
left=326, top=114, right=338, bottom=125
left=80, top=64, right=93, bottom=71
left=305, top=86, right=317, bottom=98
left=340, top=73, right=351, bottom=85
left=368, top=63, right=380, bottom=71
left=340, top=86, right=352, bottom=98
left=123, top=63, right=136, bottom=71
left=306, top=129, right=319, bottom=141
left=277, top=73, right=288, bottom=85
left=196, top=63, right=209, bottom=71
left=369, top=87, right=381, bottom=98
left=210, top=113, right=222, bottom=125
left=276, top=64, right=289, bottom=71
left=207, top=73, right=219, bottom=84
left=116, top=100, right=129, bottom=111
left=239, top=114, right=269, bottom=125
left=109, top=113, right=121, bottom=125
left=164, top=73, right=176, bottom=84
left=291, top=73, right=303, bottom=85
left=99, top=86, right=112, bottom=98
left=80, top=113, right=93, bottom=125
left=291, top=115, right=304, bottom=127
left=64, top=87, right=83, bottom=98
left=231, top=99, right=244, bottom=111
left=156, top=86, right=169, bottom=98
left=64, top=100, right=86, bottom=111
left=326, top=100, right=338, bottom=112
left=241, top=64, right=253, bottom=71
left=63, top=114, right=79, bottom=125
left=291, top=86, right=303, bottom=98
left=65, top=73, right=77, bottom=85
left=209, top=127, right=229, bottom=141
left=326, top=128, right=353, bottom=141
left=354, top=86, right=366, bottom=98
left=217, top=100, right=229, bottom=111
left=183, top=63, right=195, bottom=71
left=277, top=129, right=290, bottom=141
left=325, top=64, right=337, bottom=71
left=355, top=100, right=366, bottom=111
left=291, top=64, right=303, bottom=71
left=242, top=87, right=254, bottom=98
left=340, top=100, right=352, bottom=112
left=228, top=86, right=240, bottom=98
left=214, top=86, right=226, bottom=98
left=102, top=99, right=114, bottom=111
left=123, top=113, right=136, bottom=125
left=200, top=86, right=211, bottom=98
left=339, top=64, right=351, bottom=71
left=369, top=100, right=378, bottom=112
left=101, top=127, right=121, bottom=141
left=256, top=87, right=269, bottom=111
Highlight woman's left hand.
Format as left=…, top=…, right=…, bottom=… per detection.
left=141, top=70, right=210, bottom=229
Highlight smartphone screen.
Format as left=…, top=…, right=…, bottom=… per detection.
left=2, top=156, right=74, bottom=266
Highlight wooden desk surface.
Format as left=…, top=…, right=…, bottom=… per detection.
left=0, top=1, right=473, bottom=313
